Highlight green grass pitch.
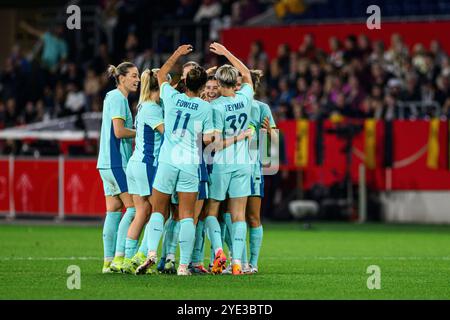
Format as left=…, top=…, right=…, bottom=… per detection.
left=0, top=222, right=449, bottom=299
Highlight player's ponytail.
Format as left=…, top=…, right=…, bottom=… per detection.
left=138, top=69, right=152, bottom=104
left=250, top=69, right=264, bottom=90
left=107, top=62, right=136, bottom=86
left=138, top=68, right=171, bottom=104
left=149, top=69, right=160, bottom=91
left=107, top=65, right=118, bottom=79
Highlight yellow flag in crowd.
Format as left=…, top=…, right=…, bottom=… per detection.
left=329, top=112, right=344, bottom=124
left=426, top=118, right=440, bottom=169
left=364, top=119, right=376, bottom=169
left=295, top=119, right=309, bottom=167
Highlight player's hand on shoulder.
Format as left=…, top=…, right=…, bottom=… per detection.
left=242, top=128, right=254, bottom=140
left=261, top=116, right=271, bottom=131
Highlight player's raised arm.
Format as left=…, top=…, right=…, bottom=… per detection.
left=158, top=44, right=193, bottom=87
left=209, top=42, right=253, bottom=89
left=19, top=20, right=44, bottom=38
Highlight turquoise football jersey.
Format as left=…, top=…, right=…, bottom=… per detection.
left=211, top=83, right=255, bottom=173
left=250, top=99, right=276, bottom=176
left=97, top=89, right=133, bottom=169
left=129, top=101, right=164, bottom=166
left=250, top=99, right=276, bottom=150
left=158, top=82, right=214, bottom=176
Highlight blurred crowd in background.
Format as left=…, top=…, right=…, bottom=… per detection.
left=0, top=0, right=269, bottom=130
left=0, top=0, right=449, bottom=131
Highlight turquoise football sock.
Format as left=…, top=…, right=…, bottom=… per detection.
left=160, top=216, right=173, bottom=259
left=146, top=212, right=165, bottom=253
left=115, top=207, right=136, bottom=256
left=220, top=219, right=227, bottom=244
left=209, top=246, right=214, bottom=265
left=102, top=212, right=121, bottom=260
left=125, top=238, right=138, bottom=259
left=199, top=223, right=206, bottom=265
left=191, top=219, right=205, bottom=264
left=242, top=236, right=249, bottom=265
left=205, top=216, right=223, bottom=254
left=137, top=223, right=149, bottom=256
left=204, top=227, right=214, bottom=265
left=167, top=220, right=180, bottom=260
left=223, top=213, right=233, bottom=257
left=249, top=226, right=263, bottom=267
left=179, top=218, right=195, bottom=265
left=231, top=221, right=247, bottom=266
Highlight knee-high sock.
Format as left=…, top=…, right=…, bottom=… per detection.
left=249, top=226, right=263, bottom=267
left=209, top=246, right=214, bottom=265
left=205, top=216, right=223, bottom=254
left=125, top=238, right=138, bottom=259
left=223, top=213, right=233, bottom=258
left=205, top=227, right=214, bottom=265
left=160, top=216, right=173, bottom=259
left=102, top=212, right=122, bottom=261
left=242, top=237, right=249, bottom=265
left=115, top=207, right=136, bottom=256
left=191, top=220, right=205, bottom=264
left=167, top=220, right=180, bottom=260
left=179, top=218, right=195, bottom=265
left=145, top=212, right=165, bottom=254
left=220, top=219, right=227, bottom=245
left=137, top=222, right=149, bottom=256
left=232, top=221, right=247, bottom=266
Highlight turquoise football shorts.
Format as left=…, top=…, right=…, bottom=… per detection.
left=208, top=166, right=252, bottom=201
left=126, top=160, right=157, bottom=196
left=153, top=162, right=199, bottom=195
left=98, top=167, right=128, bottom=196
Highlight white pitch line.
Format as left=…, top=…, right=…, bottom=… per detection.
left=0, top=257, right=102, bottom=261
left=1, top=256, right=450, bottom=261
left=266, top=256, right=450, bottom=261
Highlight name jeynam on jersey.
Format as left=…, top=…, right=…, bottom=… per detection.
left=225, top=102, right=244, bottom=111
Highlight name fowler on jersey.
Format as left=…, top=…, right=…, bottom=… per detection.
left=225, top=102, right=244, bottom=111
left=175, top=99, right=199, bottom=110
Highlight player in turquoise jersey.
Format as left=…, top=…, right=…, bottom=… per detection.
left=97, top=62, right=139, bottom=273
left=204, top=42, right=255, bottom=276
left=121, top=68, right=165, bottom=274
left=135, top=45, right=251, bottom=276
left=157, top=66, right=217, bottom=275
left=135, top=44, right=215, bottom=276
left=191, top=75, right=219, bottom=274
left=220, top=71, right=277, bottom=275
left=156, top=61, right=206, bottom=274
left=246, top=70, right=277, bottom=273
